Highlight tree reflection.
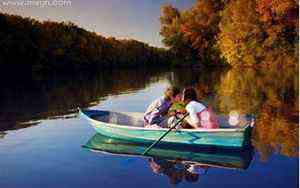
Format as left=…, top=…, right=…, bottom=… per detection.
left=167, top=67, right=226, bottom=108
left=0, top=69, right=166, bottom=131
left=0, top=66, right=298, bottom=160
left=164, top=66, right=298, bottom=160
left=216, top=67, right=299, bottom=160
left=217, top=69, right=262, bottom=115
left=253, top=103, right=298, bottom=161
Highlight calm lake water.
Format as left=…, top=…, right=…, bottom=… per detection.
left=0, top=68, right=298, bottom=188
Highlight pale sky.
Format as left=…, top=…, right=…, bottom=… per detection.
left=0, top=0, right=195, bottom=47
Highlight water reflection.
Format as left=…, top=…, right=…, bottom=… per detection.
left=84, top=133, right=254, bottom=185
left=0, top=131, right=6, bottom=139
left=149, top=158, right=208, bottom=185
left=168, top=68, right=298, bottom=160
left=0, top=69, right=167, bottom=131
left=168, top=68, right=226, bottom=104
left=216, top=68, right=299, bottom=160
left=0, top=67, right=298, bottom=162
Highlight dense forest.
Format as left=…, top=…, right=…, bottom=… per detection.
left=0, top=0, right=298, bottom=73
left=160, top=0, right=298, bottom=68
left=0, top=13, right=171, bottom=73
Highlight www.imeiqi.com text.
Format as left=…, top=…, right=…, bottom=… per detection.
left=1, top=0, right=72, bottom=8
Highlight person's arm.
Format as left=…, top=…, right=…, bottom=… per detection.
left=147, top=99, right=168, bottom=124
left=185, top=117, right=199, bottom=129
left=154, top=99, right=170, bottom=116
left=185, top=104, right=200, bottom=128
left=144, top=99, right=160, bottom=124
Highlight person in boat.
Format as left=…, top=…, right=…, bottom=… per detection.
left=181, top=87, right=219, bottom=129
left=148, top=158, right=186, bottom=185
left=167, top=101, right=192, bottom=129
left=148, top=158, right=201, bottom=185
left=186, top=164, right=209, bottom=176
left=144, top=86, right=181, bottom=128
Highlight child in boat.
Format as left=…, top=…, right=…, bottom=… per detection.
left=144, top=86, right=181, bottom=128
left=182, top=87, right=219, bottom=129
left=167, top=101, right=192, bottom=129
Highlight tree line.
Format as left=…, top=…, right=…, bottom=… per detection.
left=160, top=0, right=298, bottom=68
left=0, top=0, right=298, bottom=72
left=0, top=13, right=171, bottom=73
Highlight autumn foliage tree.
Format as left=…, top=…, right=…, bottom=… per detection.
left=161, top=0, right=298, bottom=68
left=160, top=5, right=197, bottom=64
left=217, top=0, right=265, bottom=67
left=181, top=0, right=224, bottom=64
left=217, top=0, right=298, bottom=67
left=255, top=0, right=298, bottom=68
left=160, top=1, right=225, bottom=66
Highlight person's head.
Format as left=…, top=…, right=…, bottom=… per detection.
left=184, top=171, right=199, bottom=183
left=168, top=170, right=184, bottom=185
left=148, top=158, right=162, bottom=174
left=164, top=86, right=180, bottom=102
left=182, top=87, right=198, bottom=104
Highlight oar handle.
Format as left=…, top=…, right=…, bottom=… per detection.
left=142, top=113, right=189, bottom=155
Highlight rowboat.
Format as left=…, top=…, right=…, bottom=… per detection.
left=83, top=133, right=254, bottom=170
left=79, top=108, right=253, bottom=149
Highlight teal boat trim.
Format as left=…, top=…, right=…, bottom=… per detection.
left=83, top=134, right=254, bottom=170
left=79, top=108, right=253, bottom=149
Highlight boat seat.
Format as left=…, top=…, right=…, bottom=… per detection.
left=91, top=111, right=145, bottom=127
left=90, top=110, right=250, bottom=128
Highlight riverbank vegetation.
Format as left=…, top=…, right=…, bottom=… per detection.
left=0, top=13, right=171, bottom=73
left=0, top=0, right=298, bottom=73
left=160, top=0, right=298, bottom=68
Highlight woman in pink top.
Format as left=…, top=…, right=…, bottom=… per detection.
left=182, top=87, right=219, bottom=129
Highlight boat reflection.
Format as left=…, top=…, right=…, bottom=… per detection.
left=148, top=157, right=209, bottom=185
left=83, top=134, right=254, bottom=182
left=0, top=132, right=6, bottom=139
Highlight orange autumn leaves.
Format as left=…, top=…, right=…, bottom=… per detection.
left=217, top=0, right=264, bottom=67
left=181, top=0, right=222, bottom=61
left=255, top=0, right=298, bottom=68
left=160, top=0, right=298, bottom=68
left=160, top=0, right=222, bottom=65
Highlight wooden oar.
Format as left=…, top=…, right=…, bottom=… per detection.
left=142, top=113, right=189, bottom=155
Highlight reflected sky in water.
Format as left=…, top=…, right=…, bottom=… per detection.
left=0, top=68, right=298, bottom=187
